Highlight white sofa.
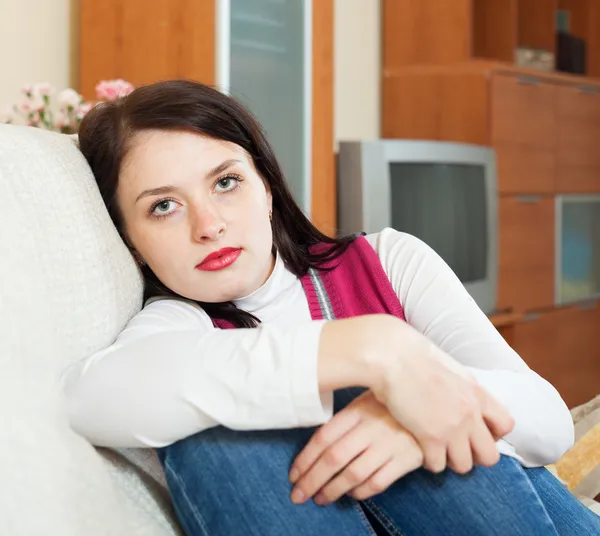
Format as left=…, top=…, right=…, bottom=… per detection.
left=0, top=125, right=181, bottom=535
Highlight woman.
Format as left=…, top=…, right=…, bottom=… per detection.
left=64, top=80, right=599, bottom=535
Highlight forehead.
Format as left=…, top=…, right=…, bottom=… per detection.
left=125, top=130, right=248, bottom=170
left=119, top=130, right=252, bottom=194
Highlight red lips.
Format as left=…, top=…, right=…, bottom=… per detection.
left=196, top=247, right=242, bottom=271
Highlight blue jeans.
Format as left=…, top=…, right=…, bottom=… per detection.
left=157, top=388, right=600, bottom=535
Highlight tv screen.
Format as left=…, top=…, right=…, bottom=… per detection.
left=389, top=163, right=487, bottom=284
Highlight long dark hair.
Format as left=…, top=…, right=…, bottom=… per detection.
left=78, top=79, right=354, bottom=327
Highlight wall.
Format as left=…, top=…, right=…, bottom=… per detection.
left=334, top=0, right=381, bottom=143
left=0, top=0, right=75, bottom=109
left=0, top=0, right=381, bottom=143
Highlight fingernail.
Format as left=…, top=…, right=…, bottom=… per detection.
left=314, top=493, right=327, bottom=506
left=289, top=468, right=299, bottom=483
left=291, top=488, right=305, bottom=504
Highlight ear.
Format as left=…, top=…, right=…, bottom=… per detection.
left=131, top=249, right=146, bottom=267
left=121, top=231, right=145, bottom=266
left=267, top=190, right=273, bottom=213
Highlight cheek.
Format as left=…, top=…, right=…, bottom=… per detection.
left=127, top=220, right=184, bottom=265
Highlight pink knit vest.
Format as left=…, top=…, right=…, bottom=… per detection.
left=212, top=236, right=405, bottom=327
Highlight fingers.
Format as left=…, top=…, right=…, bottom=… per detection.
left=291, top=421, right=368, bottom=504
left=290, top=408, right=361, bottom=485
left=470, top=419, right=501, bottom=467
left=421, top=441, right=447, bottom=473
left=446, top=437, right=474, bottom=474
left=349, top=453, right=421, bottom=501
left=313, top=446, right=390, bottom=505
left=477, top=386, right=515, bottom=440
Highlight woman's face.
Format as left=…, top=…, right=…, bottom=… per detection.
left=117, top=129, right=274, bottom=303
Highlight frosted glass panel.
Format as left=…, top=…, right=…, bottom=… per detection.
left=558, top=196, right=600, bottom=304
left=229, top=0, right=309, bottom=211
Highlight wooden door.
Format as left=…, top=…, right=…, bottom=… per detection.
left=498, top=196, right=555, bottom=312
left=79, top=0, right=216, bottom=97
left=490, top=74, right=556, bottom=194
left=555, top=84, right=600, bottom=193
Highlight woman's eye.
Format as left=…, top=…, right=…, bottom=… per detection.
left=151, top=200, right=178, bottom=216
left=215, top=176, right=240, bottom=192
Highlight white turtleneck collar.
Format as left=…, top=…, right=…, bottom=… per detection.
left=233, top=253, right=303, bottom=322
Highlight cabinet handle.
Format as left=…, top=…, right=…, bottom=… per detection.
left=516, top=195, right=542, bottom=204
left=578, top=85, right=600, bottom=94
left=523, top=312, right=541, bottom=322
left=577, top=299, right=598, bottom=310
left=516, top=75, right=540, bottom=86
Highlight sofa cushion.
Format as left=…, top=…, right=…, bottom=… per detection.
left=0, top=125, right=179, bottom=535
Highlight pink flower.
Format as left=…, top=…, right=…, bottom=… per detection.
left=58, top=88, right=83, bottom=110
left=75, top=101, right=93, bottom=120
left=95, top=79, right=134, bottom=101
left=21, top=84, right=33, bottom=96
left=29, top=111, right=41, bottom=126
left=54, top=112, right=68, bottom=129
left=33, top=83, right=54, bottom=96
left=28, top=95, right=46, bottom=112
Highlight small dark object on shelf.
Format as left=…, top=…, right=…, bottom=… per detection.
left=556, top=32, right=586, bottom=75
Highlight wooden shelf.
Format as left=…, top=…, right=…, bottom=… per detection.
left=384, top=59, right=600, bottom=87
left=488, top=311, right=524, bottom=328
left=384, top=0, right=600, bottom=77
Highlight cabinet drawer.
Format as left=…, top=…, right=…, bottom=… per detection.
left=495, top=144, right=555, bottom=194
left=512, top=303, right=600, bottom=408
left=556, top=165, right=600, bottom=193
left=491, top=74, right=555, bottom=149
left=555, top=84, right=600, bottom=191
left=498, top=196, right=555, bottom=312
left=555, top=302, right=600, bottom=408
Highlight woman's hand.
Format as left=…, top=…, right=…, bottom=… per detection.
left=317, top=315, right=514, bottom=475
left=289, top=391, right=423, bottom=505
left=371, top=319, right=514, bottom=474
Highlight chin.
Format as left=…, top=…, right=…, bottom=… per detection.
left=191, top=284, right=248, bottom=304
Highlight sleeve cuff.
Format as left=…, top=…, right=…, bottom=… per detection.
left=289, top=320, right=334, bottom=427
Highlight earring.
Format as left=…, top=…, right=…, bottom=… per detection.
left=269, top=209, right=273, bottom=221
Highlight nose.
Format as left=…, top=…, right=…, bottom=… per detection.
left=190, top=203, right=226, bottom=242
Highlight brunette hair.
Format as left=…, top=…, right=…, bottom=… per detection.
left=78, top=79, right=353, bottom=327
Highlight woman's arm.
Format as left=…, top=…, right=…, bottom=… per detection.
left=367, top=228, right=574, bottom=466
left=63, top=291, right=507, bottom=463
left=62, top=299, right=393, bottom=448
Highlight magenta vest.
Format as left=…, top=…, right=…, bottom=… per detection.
left=212, top=236, right=405, bottom=328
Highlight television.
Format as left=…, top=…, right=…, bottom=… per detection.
left=337, top=140, right=498, bottom=315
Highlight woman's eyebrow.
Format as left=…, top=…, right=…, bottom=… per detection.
left=205, top=159, right=242, bottom=180
left=135, top=185, right=178, bottom=203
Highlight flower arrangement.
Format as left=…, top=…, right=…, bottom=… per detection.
left=0, top=79, right=134, bottom=134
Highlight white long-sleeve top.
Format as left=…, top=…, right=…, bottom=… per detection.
left=62, top=228, right=574, bottom=467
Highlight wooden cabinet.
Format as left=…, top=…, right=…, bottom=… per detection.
left=555, top=84, right=600, bottom=193
left=383, top=65, right=600, bottom=196
left=384, top=67, right=600, bottom=197
left=498, top=196, right=555, bottom=312
left=495, top=145, right=555, bottom=194
left=490, top=74, right=556, bottom=194
left=490, top=74, right=555, bottom=149
left=384, top=0, right=600, bottom=77
left=512, top=302, right=600, bottom=408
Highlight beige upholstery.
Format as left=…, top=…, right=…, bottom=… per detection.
left=0, top=125, right=181, bottom=536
